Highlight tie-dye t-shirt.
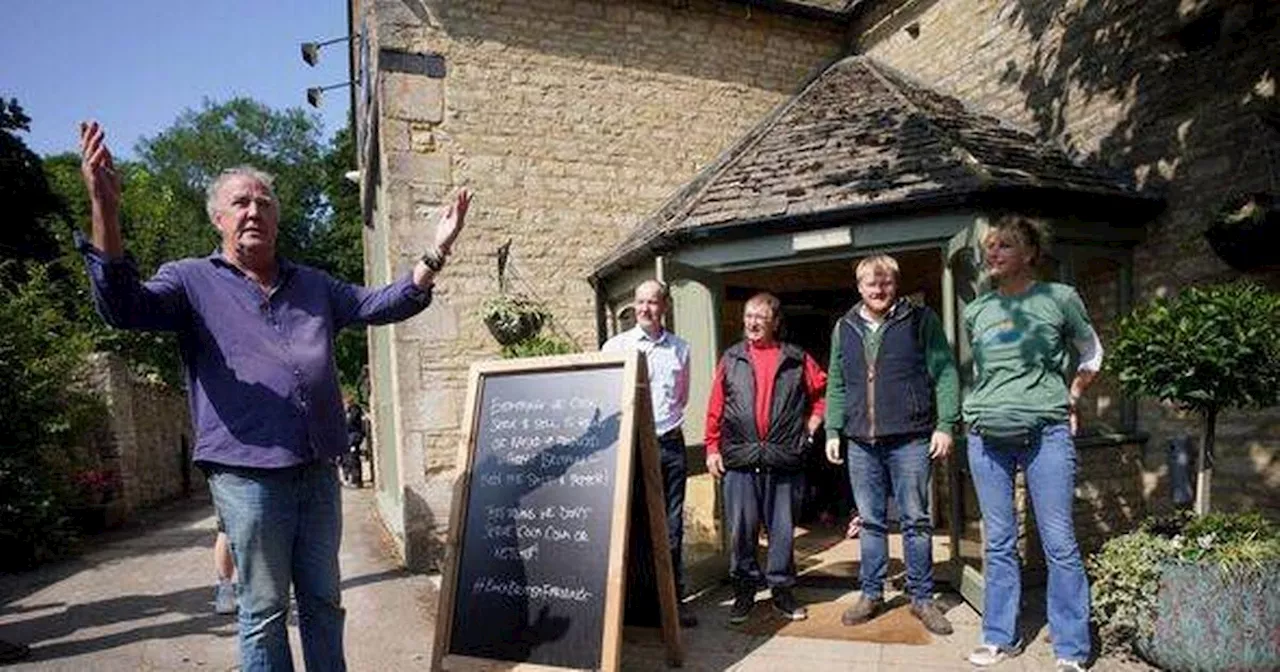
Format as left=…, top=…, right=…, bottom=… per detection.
left=961, top=282, right=1095, bottom=431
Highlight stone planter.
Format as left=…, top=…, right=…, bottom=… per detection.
left=1135, top=560, right=1280, bottom=671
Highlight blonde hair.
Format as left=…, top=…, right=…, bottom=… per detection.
left=854, top=255, right=900, bottom=283
left=983, top=214, right=1052, bottom=263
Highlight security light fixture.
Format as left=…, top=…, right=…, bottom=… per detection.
left=301, top=34, right=360, bottom=67
left=302, top=42, right=321, bottom=67
left=306, top=81, right=355, bottom=108
left=299, top=34, right=360, bottom=66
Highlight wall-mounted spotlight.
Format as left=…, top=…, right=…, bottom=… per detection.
left=306, top=81, right=355, bottom=108
left=301, top=34, right=360, bottom=67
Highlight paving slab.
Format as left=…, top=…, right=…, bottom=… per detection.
left=0, top=492, right=1156, bottom=671
left=0, top=489, right=432, bottom=671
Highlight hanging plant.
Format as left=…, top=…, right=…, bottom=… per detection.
left=500, top=333, right=578, bottom=359
left=1204, top=192, right=1277, bottom=271
left=481, top=294, right=548, bottom=346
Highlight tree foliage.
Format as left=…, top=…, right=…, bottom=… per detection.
left=1110, top=280, right=1280, bottom=415
left=0, top=99, right=65, bottom=281
left=313, top=124, right=368, bottom=398
left=0, top=99, right=107, bottom=568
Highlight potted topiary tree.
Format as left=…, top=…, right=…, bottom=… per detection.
left=1100, top=280, right=1280, bottom=670
left=1109, top=280, right=1280, bottom=515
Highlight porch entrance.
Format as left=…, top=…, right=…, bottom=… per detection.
left=715, top=249, right=958, bottom=588
left=597, top=212, right=1140, bottom=612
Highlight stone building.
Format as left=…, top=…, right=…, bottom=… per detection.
left=345, top=0, right=1279, bottom=604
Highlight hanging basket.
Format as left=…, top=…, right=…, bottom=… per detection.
left=481, top=295, right=548, bottom=346
left=1204, top=192, right=1278, bottom=271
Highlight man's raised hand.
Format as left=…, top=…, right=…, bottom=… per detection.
left=79, top=121, right=121, bottom=212
left=433, top=188, right=471, bottom=257
left=79, top=121, right=124, bottom=257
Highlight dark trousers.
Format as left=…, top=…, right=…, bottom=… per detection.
left=658, top=429, right=688, bottom=597
left=723, top=468, right=804, bottom=589
left=341, top=446, right=362, bottom=487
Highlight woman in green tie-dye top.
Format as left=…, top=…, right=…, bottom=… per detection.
left=962, top=215, right=1103, bottom=672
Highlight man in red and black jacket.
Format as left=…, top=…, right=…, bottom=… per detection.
left=705, top=292, right=827, bottom=624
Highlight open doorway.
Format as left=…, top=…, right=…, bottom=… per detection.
left=716, top=248, right=949, bottom=580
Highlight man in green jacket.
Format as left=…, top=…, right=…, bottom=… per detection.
left=824, top=254, right=959, bottom=635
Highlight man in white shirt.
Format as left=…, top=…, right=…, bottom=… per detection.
left=602, top=280, right=696, bottom=627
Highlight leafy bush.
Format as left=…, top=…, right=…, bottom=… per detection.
left=1090, top=527, right=1178, bottom=650
left=1090, top=511, right=1280, bottom=651
left=0, top=263, right=105, bottom=569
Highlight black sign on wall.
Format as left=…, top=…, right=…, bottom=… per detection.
left=433, top=353, right=682, bottom=672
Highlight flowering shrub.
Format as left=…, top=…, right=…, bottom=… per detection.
left=73, top=468, right=120, bottom=506
left=1090, top=511, right=1280, bottom=651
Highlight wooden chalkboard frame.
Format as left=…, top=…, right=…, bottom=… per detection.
left=432, top=351, right=683, bottom=671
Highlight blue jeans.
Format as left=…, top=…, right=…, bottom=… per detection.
left=967, top=423, right=1091, bottom=662
left=658, top=430, right=687, bottom=597
left=846, top=435, right=934, bottom=602
left=722, top=469, right=803, bottom=589
left=208, top=462, right=346, bottom=672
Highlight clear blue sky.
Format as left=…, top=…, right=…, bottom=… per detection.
left=2, top=0, right=353, bottom=159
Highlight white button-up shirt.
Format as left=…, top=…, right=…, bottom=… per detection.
left=602, top=326, right=691, bottom=436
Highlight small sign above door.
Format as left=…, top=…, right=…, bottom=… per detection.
left=792, top=226, right=852, bottom=251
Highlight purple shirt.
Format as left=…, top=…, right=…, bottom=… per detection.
left=80, top=240, right=431, bottom=469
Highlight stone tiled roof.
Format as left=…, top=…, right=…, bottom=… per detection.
left=718, top=0, right=854, bottom=21
left=594, top=55, right=1152, bottom=276
left=782, top=0, right=853, bottom=12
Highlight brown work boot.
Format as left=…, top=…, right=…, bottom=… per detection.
left=910, top=599, right=954, bottom=635
left=840, top=595, right=883, bottom=626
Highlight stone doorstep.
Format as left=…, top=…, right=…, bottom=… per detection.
left=623, top=583, right=1156, bottom=671
left=618, top=584, right=979, bottom=671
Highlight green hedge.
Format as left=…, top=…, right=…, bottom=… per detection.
left=0, top=263, right=105, bottom=569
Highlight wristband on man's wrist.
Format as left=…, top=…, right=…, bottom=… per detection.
left=420, top=247, right=445, bottom=272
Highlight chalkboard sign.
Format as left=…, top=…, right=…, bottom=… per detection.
left=433, top=352, right=682, bottom=672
